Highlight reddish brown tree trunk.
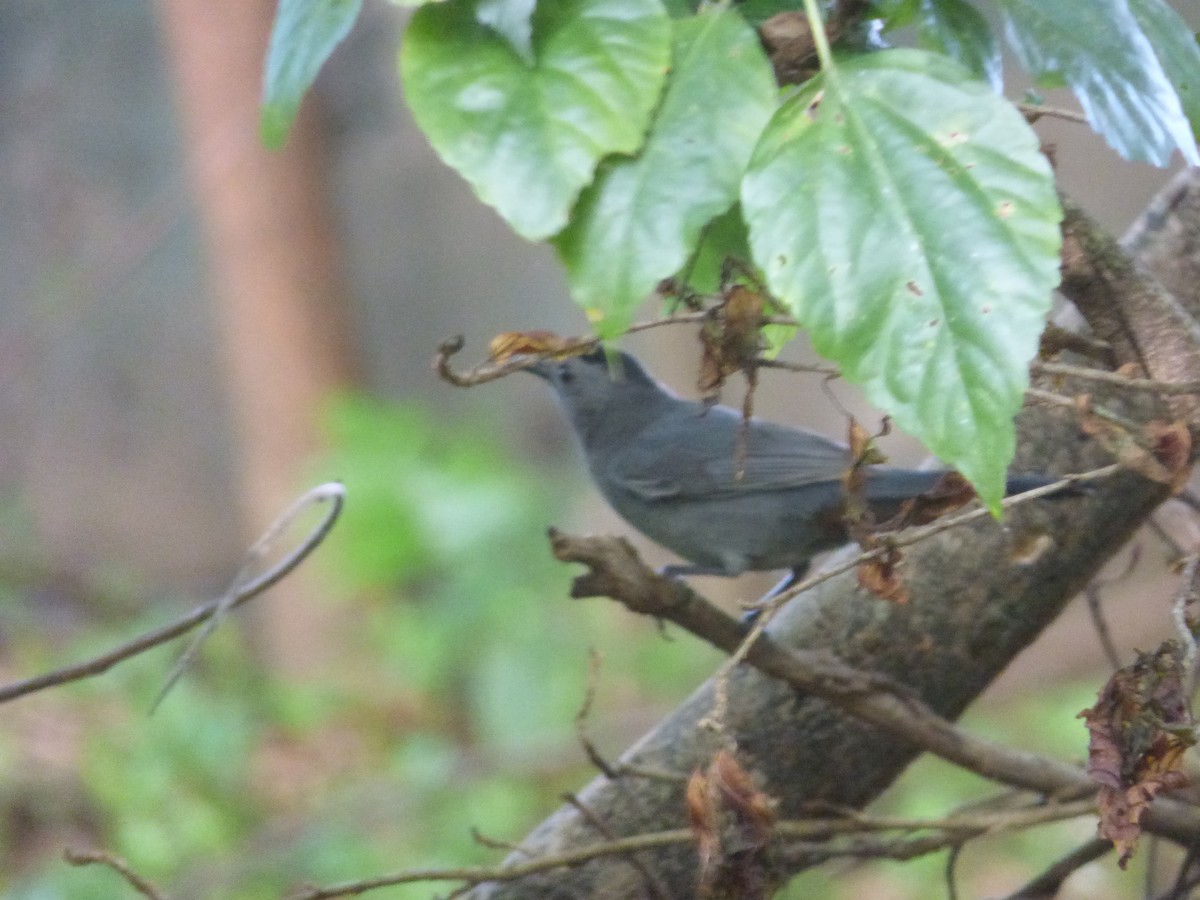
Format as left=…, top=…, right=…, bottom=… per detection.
left=156, top=0, right=357, bottom=673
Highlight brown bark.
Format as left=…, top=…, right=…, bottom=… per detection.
left=1060, top=193, right=1200, bottom=426
left=155, top=0, right=357, bottom=673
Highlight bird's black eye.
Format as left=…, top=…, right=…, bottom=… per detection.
left=558, top=365, right=575, bottom=383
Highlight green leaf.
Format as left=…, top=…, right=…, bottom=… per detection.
left=730, top=0, right=811, bottom=26
left=874, top=0, right=921, bottom=31
left=261, top=0, right=363, bottom=150
left=668, top=206, right=796, bottom=355
left=742, top=49, right=1061, bottom=511
left=477, top=0, right=537, bottom=61
left=999, top=0, right=1199, bottom=166
left=675, top=205, right=753, bottom=296
left=1129, top=0, right=1200, bottom=138
left=554, top=10, right=777, bottom=335
left=917, top=0, right=1001, bottom=91
left=400, top=0, right=672, bottom=241
left=660, top=0, right=697, bottom=16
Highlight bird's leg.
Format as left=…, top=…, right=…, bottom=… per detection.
left=740, top=563, right=811, bottom=627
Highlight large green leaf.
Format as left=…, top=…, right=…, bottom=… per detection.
left=999, top=0, right=1199, bottom=166
left=875, top=0, right=922, bottom=31
left=476, top=0, right=537, bottom=61
left=1129, top=0, right=1200, bottom=138
left=917, top=0, right=1002, bottom=91
left=554, top=10, right=777, bottom=336
left=400, top=0, right=671, bottom=241
left=742, top=49, right=1061, bottom=511
left=677, top=205, right=753, bottom=296
left=261, top=0, right=363, bottom=150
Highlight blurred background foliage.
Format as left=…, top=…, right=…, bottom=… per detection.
left=2, top=394, right=727, bottom=898
left=0, top=392, right=1167, bottom=899
left=0, top=0, right=1195, bottom=898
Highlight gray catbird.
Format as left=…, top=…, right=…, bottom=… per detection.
left=531, top=347, right=1060, bottom=582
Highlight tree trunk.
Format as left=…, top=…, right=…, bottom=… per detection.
left=156, top=0, right=358, bottom=674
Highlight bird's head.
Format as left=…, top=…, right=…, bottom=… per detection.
left=528, top=346, right=667, bottom=436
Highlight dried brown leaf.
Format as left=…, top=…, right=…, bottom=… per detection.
left=698, top=284, right=768, bottom=394
left=1080, top=642, right=1195, bottom=867
left=1146, top=420, right=1193, bottom=493
left=841, top=418, right=889, bottom=540
left=1075, top=398, right=1179, bottom=486
left=489, top=330, right=580, bottom=362
left=857, top=545, right=909, bottom=604
left=887, top=472, right=978, bottom=529
left=687, top=750, right=776, bottom=900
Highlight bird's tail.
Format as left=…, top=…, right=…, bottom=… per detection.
left=864, top=469, right=1075, bottom=505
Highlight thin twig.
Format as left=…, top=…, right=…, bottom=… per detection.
left=751, top=357, right=840, bottom=377
left=1016, top=102, right=1090, bottom=124
left=1085, top=545, right=1141, bottom=672
left=470, top=828, right=530, bottom=856
left=152, top=483, right=346, bottom=710
left=64, top=848, right=169, bottom=899
left=293, top=799, right=1096, bottom=899
left=1033, top=360, right=1200, bottom=395
left=0, top=483, right=345, bottom=706
left=574, top=648, right=618, bottom=778
left=290, top=829, right=693, bottom=898
left=999, top=838, right=1112, bottom=899
left=1158, top=840, right=1200, bottom=900
left=562, top=792, right=674, bottom=900
left=945, top=842, right=964, bottom=900
left=1149, top=514, right=1192, bottom=562
left=571, top=650, right=687, bottom=784
left=435, top=318, right=819, bottom=389
left=1024, top=387, right=1150, bottom=434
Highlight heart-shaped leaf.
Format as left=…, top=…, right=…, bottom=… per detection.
left=400, top=0, right=671, bottom=241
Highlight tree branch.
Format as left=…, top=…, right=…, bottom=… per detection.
left=296, top=798, right=1100, bottom=899
left=0, top=483, right=344, bottom=705
left=547, top=528, right=1200, bottom=841
left=1059, top=194, right=1200, bottom=427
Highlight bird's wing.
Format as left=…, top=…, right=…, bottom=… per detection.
left=608, top=410, right=853, bottom=500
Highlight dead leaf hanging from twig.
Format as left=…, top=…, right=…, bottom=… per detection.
left=687, top=749, right=777, bottom=899
left=1080, top=641, right=1195, bottom=867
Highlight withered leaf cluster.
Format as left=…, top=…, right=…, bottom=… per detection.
left=687, top=750, right=778, bottom=900
left=1080, top=642, right=1196, bottom=867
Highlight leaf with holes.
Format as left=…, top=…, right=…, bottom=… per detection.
left=742, top=49, right=1061, bottom=511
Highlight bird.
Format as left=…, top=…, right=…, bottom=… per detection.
left=530, top=346, right=1062, bottom=584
